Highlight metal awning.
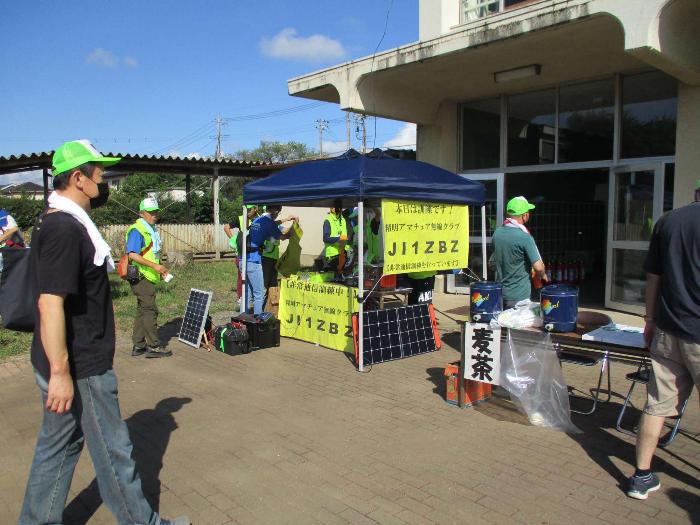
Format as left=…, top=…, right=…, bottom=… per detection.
left=0, top=151, right=284, bottom=177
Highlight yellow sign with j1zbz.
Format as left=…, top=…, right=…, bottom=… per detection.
left=278, top=277, right=358, bottom=353
left=381, top=199, right=469, bottom=275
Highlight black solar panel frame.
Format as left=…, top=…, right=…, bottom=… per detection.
left=178, top=288, right=213, bottom=348
left=362, top=304, right=437, bottom=365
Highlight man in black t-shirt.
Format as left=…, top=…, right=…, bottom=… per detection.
left=626, top=180, right=700, bottom=501
left=20, top=140, right=188, bottom=525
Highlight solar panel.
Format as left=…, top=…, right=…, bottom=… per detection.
left=361, top=304, right=438, bottom=365
left=178, top=288, right=213, bottom=348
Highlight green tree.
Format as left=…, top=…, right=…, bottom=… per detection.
left=230, top=140, right=316, bottom=164
left=0, top=194, right=45, bottom=230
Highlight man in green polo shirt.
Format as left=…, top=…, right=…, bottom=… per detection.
left=491, top=196, right=548, bottom=308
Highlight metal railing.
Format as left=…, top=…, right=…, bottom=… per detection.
left=461, top=0, right=530, bottom=23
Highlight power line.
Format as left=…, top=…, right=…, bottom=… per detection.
left=223, top=101, right=325, bottom=122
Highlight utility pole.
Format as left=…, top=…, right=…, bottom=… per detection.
left=354, top=114, right=367, bottom=153
left=214, top=114, right=229, bottom=160
left=315, top=119, right=328, bottom=157
left=345, top=112, right=351, bottom=150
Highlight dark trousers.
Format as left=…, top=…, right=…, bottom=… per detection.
left=262, top=256, right=278, bottom=309
left=130, top=278, right=160, bottom=348
left=407, top=276, right=436, bottom=305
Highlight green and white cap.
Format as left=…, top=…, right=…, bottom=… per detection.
left=506, top=196, right=536, bottom=216
left=52, top=139, right=121, bottom=176
left=139, top=197, right=160, bottom=212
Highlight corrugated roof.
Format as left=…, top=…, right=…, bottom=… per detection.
left=0, top=151, right=284, bottom=177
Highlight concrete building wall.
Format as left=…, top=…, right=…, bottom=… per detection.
left=416, top=101, right=458, bottom=171
left=674, top=84, right=700, bottom=207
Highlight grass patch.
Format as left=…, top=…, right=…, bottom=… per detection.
left=111, top=260, right=238, bottom=332
left=0, top=260, right=238, bottom=362
left=0, top=330, right=32, bottom=361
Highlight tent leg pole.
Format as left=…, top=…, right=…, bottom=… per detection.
left=481, top=205, right=487, bottom=280
left=358, top=201, right=364, bottom=372
left=241, top=204, right=247, bottom=315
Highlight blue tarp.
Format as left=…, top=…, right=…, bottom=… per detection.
left=243, top=149, right=485, bottom=207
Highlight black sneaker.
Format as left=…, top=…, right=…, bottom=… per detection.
left=160, top=517, right=190, bottom=525
left=145, top=346, right=173, bottom=358
left=132, top=346, right=146, bottom=357
left=627, top=473, right=661, bottom=500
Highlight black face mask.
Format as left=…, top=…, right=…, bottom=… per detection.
left=89, top=182, right=110, bottom=209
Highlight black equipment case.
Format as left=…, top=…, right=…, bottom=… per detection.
left=231, top=313, right=280, bottom=350
left=214, top=323, right=250, bottom=355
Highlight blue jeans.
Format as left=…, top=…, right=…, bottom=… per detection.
left=19, top=369, right=161, bottom=525
left=245, top=261, right=265, bottom=315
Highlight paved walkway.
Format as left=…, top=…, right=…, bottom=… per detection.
left=0, top=293, right=698, bottom=524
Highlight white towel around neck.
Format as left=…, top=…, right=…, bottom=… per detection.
left=47, top=191, right=115, bottom=271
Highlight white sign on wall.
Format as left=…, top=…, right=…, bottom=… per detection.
left=464, top=323, right=501, bottom=385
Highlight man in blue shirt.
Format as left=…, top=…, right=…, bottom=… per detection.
left=245, top=207, right=291, bottom=315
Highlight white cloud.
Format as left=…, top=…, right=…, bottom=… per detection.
left=260, top=28, right=346, bottom=62
left=86, top=48, right=139, bottom=69
left=1, top=170, right=43, bottom=185
left=382, top=123, right=416, bottom=150
left=320, top=139, right=349, bottom=156
left=86, top=48, right=118, bottom=68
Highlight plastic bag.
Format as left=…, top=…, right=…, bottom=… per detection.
left=494, top=300, right=542, bottom=329
left=500, top=329, right=580, bottom=433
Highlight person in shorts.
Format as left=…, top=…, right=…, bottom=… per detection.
left=627, top=179, right=700, bottom=500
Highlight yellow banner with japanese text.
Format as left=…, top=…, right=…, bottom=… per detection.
left=278, top=277, right=358, bottom=353
left=381, top=199, right=469, bottom=275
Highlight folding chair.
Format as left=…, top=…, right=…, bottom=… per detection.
left=559, top=311, right=613, bottom=415
left=559, top=350, right=612, bottom=415
left=615, top=363, right=688, bottom=448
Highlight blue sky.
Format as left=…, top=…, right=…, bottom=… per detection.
left=0, top=1, right=418, bottom=181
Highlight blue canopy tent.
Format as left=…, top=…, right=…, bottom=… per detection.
left=244, top=149, right=485, bottom=208
left=241, top=149, right=486, bottom=370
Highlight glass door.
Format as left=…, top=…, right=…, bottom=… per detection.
left=605, top=164, right=665, bottom=313
left=446, top=173, right=503, bottom=294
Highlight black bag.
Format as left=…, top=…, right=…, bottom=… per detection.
left=214, top=323, right=250, bottom=355
left=0, top=247, right=34, bottom=331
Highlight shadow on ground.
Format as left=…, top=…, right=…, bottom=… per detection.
left=158, top=317, right=183, bottom=348
left=62, top=397, right=192, bottom=524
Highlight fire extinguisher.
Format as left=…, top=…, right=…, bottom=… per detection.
left=532, top=268, right=543, bottom=289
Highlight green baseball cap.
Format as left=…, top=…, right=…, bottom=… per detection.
left=52, top=139, right=121, bottom=175
left=506, top=196, right=536, bottom=216
left=246, top=204, right=258, bottom=210
left=139, top=197, right=160, bottom=212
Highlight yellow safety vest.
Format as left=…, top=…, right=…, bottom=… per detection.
left=407, top=270, right=437, bottom=280
left=125, top=220, right=160, bottom=283
left=365, top=221, right=380, bottom=265
left=324, top=213, right=348, bottom=258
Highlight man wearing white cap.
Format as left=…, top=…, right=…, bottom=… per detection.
left=125, top=197, right=171, bottom=358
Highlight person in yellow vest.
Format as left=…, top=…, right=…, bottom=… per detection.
left=126, top=197, right=171, bottom=358
left=260, top=205, right=296, bottom=309
left=323, top=202, right=350, bottom=272
left=223, top=204, right=258, bottom=308
left=405, top=270, right=438, bottom=305
left=364, top=206, right=382, bottom=265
